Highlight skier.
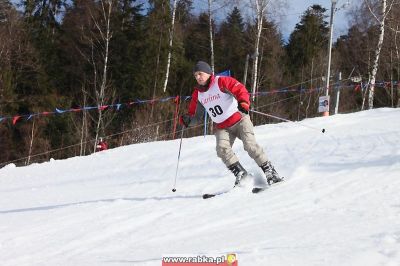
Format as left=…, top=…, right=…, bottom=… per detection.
left=180, top=61, right=282, bottom=186
left=96, top=137, right=108, bottom=152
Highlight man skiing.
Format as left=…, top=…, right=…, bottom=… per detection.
left=180, top=61, right=282, bottom=186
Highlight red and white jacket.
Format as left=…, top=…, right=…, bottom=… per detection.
left=96, top=141, right=108, bottom=152
left=188, top=75, right=250, bottom=129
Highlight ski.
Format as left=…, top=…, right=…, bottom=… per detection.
left=202, top=173, right=254, bottom=199
left=202, top=185, right=265, bottom=199
left=202, top=188, right=234, bottom=199
left=252, top=177, right=285, bottom=194
left=252, top=187, right=267, bottom=193
left=202, top=176, right=284, bottom=199
left=202, top=193, right=218, bottom=199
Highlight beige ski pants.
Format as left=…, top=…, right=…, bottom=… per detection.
left=215, top=114, right=268, bottom=167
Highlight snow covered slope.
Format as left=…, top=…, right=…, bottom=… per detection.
left=1, top=108, right=400, bottom=266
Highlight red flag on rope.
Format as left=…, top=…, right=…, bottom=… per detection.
left=12, top=116, right=21, bottom=125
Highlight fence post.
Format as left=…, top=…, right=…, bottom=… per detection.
left=172, top=96, right=180, bottom=139
left=334, top=72, right=342, bottom=115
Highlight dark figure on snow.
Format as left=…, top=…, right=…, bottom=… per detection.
left=179, top=61, right=282, bottom=186
left=96, top=137, right=108, bottom=152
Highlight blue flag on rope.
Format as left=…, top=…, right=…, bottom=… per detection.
left=55, top=108, right=66, bottom=114
left=217, top=70, right=231, bottom=77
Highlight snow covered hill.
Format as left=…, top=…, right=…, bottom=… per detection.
left=1, top=108, right=400, bottom=266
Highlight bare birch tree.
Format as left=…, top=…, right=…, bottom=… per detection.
left=150, top=1, right=167, bottom=119
left=366, top=0, right=395, bottom=109
left=162, top=0, right=177, bottom=92
left=384, top=1, right=400, bottom=107
left=249, top=0, right=270, bottom=106
left=208, top=0, right=215, bottom=72
left=70, top=0, right=117, bottom=152
left=88, top=0, right=114, bottom=152
left=203, top=0, right=240, bottom=72
left=396, top=25, right=400, bottom=107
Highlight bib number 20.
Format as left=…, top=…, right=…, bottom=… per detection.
left=209, top=105, right=223, bottom=117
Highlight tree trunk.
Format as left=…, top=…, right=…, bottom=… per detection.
left=208, top=0, right=215, bottom=73
left=361, top=51, right=371, bottom=110
left=80, top=85, right=88, bottom=156
left=93, top=0, right=113, bottom=153
left=306, top=58, right=315, bottom=118
left=162, top=0, right=177, bottom=93
left=150, top=31, right=163, bottom=120
left=395, top=25, right=400, bottom=107
left=251, top=0, right=264, bottom=107
left=368, top=0, right=387, bottom=109
left=207, top=0, right=215, bottom=133
left=26, top=119, right=35, bottom=165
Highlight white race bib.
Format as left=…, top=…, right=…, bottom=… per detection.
left=198, top=76, right=239, bottom=123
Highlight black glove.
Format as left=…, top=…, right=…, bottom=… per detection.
left=179, top=114, right=191, bottom=127
left=238, top=101, right=250, bottom=114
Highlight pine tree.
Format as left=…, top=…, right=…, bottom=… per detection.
left=184, top=12, right=211, bottom=65
left=0, top=0, right=11, bottom=22
left=285, top=5, right=329, bottom=80
left=216, top=7, right=246, bottom=79
left=109, top=0, right=145, bottom=100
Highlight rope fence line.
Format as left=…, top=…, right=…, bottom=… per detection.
left=0, top=79, right=397, bottom=125
left=0, top=90, right=326, bottom=167
left=0, top=122, right=207, bottom=168
left=1, top=80, right=398, bottom=168
left=0, top=117, right=179, bottom=167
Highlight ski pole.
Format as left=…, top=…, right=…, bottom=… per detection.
left=250, top=109, right=326, bottom=133
left=172, top=128, right=185, bottom=192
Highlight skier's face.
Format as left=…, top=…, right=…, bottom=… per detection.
left=194, top=71, right=211, bottom=86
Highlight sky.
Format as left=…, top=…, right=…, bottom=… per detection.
left=196, top=0, right=355, bottom=42
left=283, top=0, right=354, bottom=40
left=1, top=107, right=400, bottom=265
left=10, top=0, right=354, bottom=41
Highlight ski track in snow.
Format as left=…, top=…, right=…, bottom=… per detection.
left=1, top=108, right=400, bottom=266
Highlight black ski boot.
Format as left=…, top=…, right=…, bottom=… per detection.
left=228, top=162, right=248, bottom=186
left=260, top=161, right=282, bottom=185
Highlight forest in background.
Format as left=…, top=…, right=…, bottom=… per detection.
left=0, top=0, right=399, bottom=167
